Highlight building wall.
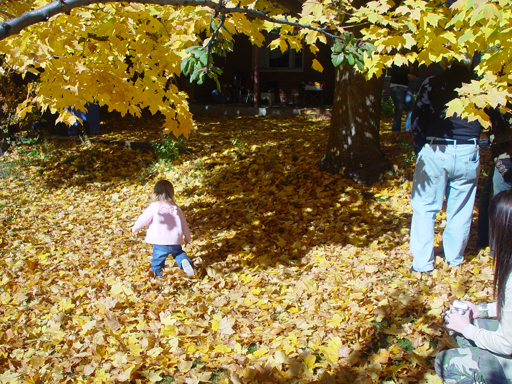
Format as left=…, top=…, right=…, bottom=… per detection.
left=182, top=34, right=336, bottom=106
left=179, top=34, right=447, bottom=108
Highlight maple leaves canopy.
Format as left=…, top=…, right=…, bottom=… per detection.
left=0, top=0, right=510, bottom=136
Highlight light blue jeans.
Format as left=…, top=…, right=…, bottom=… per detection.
left=390, top=86, right=415, bottom=132
left=152, top=244, right=191, bottom=277
left=493, top=164, right=512, bottom=195
left=410, top=142, right=480, bottom=271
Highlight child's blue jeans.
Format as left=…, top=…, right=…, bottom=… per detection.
left=151, top=244, right=192, bottom=277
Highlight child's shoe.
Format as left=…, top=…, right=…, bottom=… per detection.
left=182, top=260, right=195, bottom=277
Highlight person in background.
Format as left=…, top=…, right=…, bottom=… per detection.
left=477, top=107, right=512, bottom=248
left=409, top=58, right=482, bottom=273
left=436, top=189, right=512, bottom=383
left=132, top=180, right=194, bottom=278
left=389, top=64, right=415, bottom=132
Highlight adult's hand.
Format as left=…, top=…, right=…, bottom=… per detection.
left=463, top=301, right=480, bottom=318
left=444, top=305, right=472, bottom=334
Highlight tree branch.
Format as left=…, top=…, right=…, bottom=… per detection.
left=206, top=7, right=226, bottom=71
left=0, top=0, right=344, bottom=43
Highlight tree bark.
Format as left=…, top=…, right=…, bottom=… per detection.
left=317, top=64, right=390, bottom=185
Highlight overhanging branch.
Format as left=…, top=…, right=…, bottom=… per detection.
left=0, top=0, right=343, bottom=43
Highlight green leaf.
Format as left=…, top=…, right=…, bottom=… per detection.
left=185, top=46, right=201, bottom=54
left=344, top=32, right=354, bottom=45
left=331, top=53, right=345, bottom=67
left=190, top=69, right=199, bottom=82
left=180, top=58, right=192, bottom=75
left=199, top=52, right=208, bottom=66
left=211, top=66, right=223, bottom=75
left=332, top=41, right=343, bottom=53
left=361, top=42, right=376, bottom=54
left=347, top=54, right=355, bottom=66
left=225, top=40, right=234, bottom=51
left=210, top=19, right=218, bottom=31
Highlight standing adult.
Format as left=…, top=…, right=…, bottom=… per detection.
left=477, top=108, right=512, bottom=248
left=389, top=64, right=415, bottom=132
left=410, top=61, right=482, bottom=273
left=435, top=189, right=512, bottom=383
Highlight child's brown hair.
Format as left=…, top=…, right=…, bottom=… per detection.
left=151, top=180, right=175, bottom=203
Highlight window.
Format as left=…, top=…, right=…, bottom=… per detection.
left=258, top=31, right=303, bottom=72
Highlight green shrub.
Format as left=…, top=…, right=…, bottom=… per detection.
left=381, top=95, right=395, bottom=118
left=152, top=135, right=187, bottom=163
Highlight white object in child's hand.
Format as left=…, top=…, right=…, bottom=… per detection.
left=182, top=260, right=195, bottom=277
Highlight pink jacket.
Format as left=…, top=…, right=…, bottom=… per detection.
left=132, top=201, right=191, bottom=245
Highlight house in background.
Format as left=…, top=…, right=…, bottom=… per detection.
left=178, top=33, right=445, bottom=111
left=179, top=34, right=336, bottom=108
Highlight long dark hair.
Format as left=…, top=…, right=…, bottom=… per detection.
left=489, top=189, right=512, bottom=321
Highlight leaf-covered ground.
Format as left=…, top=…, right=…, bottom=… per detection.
left=0, top=112, right=493, bottom=384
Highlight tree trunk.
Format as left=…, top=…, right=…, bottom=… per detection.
left=317, top=64, right=390, bottom=185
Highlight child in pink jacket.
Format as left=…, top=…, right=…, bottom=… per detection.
left=132, top=180, right=194, bottom=277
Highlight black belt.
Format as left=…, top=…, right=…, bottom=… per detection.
left=427, top=137, right=478, bottom=145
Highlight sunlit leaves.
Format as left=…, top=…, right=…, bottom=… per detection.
left=0, top=113, right=496, bottom=383
left=0, top=2, right=212, bottom=137
left=356, top=0, right=512, bottom=125
left=302, top=0, right=326, bottom=19
left=446, top=74, right=511, bottom=128
left=2, top=0, right=509, bottom=136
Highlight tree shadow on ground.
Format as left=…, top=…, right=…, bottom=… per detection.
left=17, top=139, right=157, bottom=190
left=2, top=112, right=492, bottom=384
left=179, top=114, right=415, bottom=275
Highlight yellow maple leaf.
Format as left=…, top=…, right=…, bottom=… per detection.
left=302, top=0, right=324, bottom=18
left=141, top=370, right=162, bottom=383
left=178, top=360, right=193, bottom=372
left=303, top=354, right=316, bottom=368
left=218, top=316, right=235, bottom=334
left=253, top=347, right=269, bottom=358
left=311, top=59, right=324, bottom=72
left=93, top=369, right=110, bottom=383
left=214, top=344, right=232, bottom=353
left=276, top=236, right=286, bottom=247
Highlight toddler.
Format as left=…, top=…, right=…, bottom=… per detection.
left=132, top=180, right=194, bottom=277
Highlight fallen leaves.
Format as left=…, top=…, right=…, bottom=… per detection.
left=0, top=114, right=495, bottom=383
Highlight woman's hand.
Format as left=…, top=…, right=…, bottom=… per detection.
left=463, top=302, right=480, bottom=318
left=444, top=305, right=472, bottom=334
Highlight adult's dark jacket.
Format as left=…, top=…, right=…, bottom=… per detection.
left=390, top=64, right=409, bottom=87
left=411, top=64, right=482, bottom=154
